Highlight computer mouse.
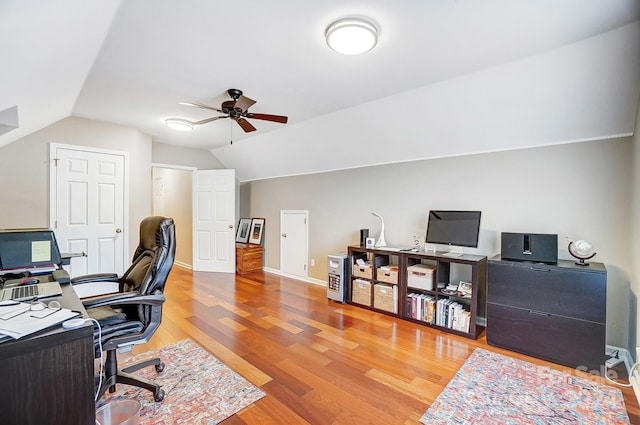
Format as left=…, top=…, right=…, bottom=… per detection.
left=20, top=277, right=39, bottom=285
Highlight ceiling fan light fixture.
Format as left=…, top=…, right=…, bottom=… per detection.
left=165, top=118, right=193, bottom=132
left=325, top=17, right=378, bottom=55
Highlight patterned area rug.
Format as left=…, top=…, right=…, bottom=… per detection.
left=421, top=348, right=630, bottom=425
left=97, top=339, right=265, bottom=424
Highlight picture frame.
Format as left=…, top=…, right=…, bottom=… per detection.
left=248, top=218, right=265, bottom=245
left=457, top=281, right=473, bottom=298
left=235, top=218, right=252, bottom=243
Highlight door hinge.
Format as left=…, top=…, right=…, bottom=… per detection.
left=304, top=218, right=307, bottom=224
left=53, top=158, right=60, bottom=166
left=304, top=264, right=306, bottom=270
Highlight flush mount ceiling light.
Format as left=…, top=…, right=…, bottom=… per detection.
left=325, top=17, right=378, bottom=55
left=165, top=118, right=193, bottom=132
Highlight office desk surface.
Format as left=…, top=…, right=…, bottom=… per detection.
left=0, top=279, right=95, bottom=425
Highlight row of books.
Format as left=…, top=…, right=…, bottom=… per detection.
left=407, top=293, right=436, bottom=324
left=406, top=293, right=471, bottom=332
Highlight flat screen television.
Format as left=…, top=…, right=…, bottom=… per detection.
left=425, top=210, right=482, bottom=248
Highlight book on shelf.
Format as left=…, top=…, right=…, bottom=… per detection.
left=407, top=293, right=435, bottom=324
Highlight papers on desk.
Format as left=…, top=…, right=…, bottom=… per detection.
left=0, top=300, right=80, bottom=341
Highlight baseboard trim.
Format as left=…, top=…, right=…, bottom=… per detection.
left=174, top=261, right=192, bottom=270
left=263, top=267, right=326, bottom=286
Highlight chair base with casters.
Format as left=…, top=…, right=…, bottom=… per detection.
left=89, top=295, right=167, bottom=402
left=96, top=349, right=166, bottom=402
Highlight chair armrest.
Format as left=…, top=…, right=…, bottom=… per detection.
left=71, top=273, right=119, bottom=285
left=83, top=292, right=165, bottom=309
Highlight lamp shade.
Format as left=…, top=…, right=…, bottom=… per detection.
left=165, top=118, right=193, bottom=132
left=325, top=18, right=378, bottom=55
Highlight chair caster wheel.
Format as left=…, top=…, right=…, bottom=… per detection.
left=155, top=362, right=165, bottom=373
left=154, top=388, right=165, bottom=402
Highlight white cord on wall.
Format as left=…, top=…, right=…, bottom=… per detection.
left=87, top=318, right=104, bottom=402
left=604, top=361, right=639, bottom=388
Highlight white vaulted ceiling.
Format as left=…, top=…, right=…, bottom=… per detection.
left=1, top=0, right=639, bottom=181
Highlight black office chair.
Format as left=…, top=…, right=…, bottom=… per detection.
left=72, top=216, right=176, bottom=402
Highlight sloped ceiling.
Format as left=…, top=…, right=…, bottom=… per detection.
left=1, top=0, right=639, bottom=181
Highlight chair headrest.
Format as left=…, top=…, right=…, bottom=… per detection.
left=139, top=216, right=174, bottom=252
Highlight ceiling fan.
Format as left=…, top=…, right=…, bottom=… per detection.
left=179, top=88, right=288, bottom=133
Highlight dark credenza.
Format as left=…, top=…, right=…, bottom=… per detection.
left=0, top=280, right=94, bottom=425
left=486, top=256, right=606, bottom=372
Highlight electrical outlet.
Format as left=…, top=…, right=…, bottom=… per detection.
left=310, top=258, right=315, bottom=267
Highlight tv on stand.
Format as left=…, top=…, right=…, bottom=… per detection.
left=425, top=210, right=481, bottom=256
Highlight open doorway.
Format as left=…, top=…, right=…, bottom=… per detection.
left=152, top=165, right=194, bottom=269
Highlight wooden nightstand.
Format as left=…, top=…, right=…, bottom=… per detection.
left=236, top=243, right=263, bottom=274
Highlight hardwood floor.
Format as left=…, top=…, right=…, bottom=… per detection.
left=129, top=266, right=640, bottom=424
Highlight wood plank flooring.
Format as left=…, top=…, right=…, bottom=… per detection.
left=127, top=266, right=640, bottom=424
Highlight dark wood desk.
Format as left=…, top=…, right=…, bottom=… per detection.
left=0, top=278, right=95, bottom=425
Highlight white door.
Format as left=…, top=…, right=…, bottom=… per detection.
left=192, top=169, right=236, bottom=273
left=49, top=144, right=128, bottom=277
left=280, top=210, right=308, bottom=278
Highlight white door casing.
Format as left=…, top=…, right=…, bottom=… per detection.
left=280, top=210, right=308, bottom=279
left=49, top=143, right=128, bottom=277
left=192, top=169, right=236, bottom=273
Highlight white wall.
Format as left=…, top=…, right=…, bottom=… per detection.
left=152, top=141, right=224, bottom=169
left=0, top=116, right=152, bottom=257
left=631, top=97, right=640, bottom=354
left=152, top=167, right=193, bottom=268
left=247, top=137, right=632, bottom=348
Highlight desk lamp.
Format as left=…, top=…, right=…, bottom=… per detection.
left=371, top=211, right=387, bottom=247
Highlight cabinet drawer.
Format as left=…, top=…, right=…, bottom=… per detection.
left=487, top=261, right=606, bottom=323
left=487, top=303, right=605, bottom=371
left=240, top=252, right=262, bottom=265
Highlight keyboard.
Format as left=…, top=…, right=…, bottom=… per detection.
left=0, top=281, right=63, bottom=301
left=11, top=285, right=39, bottom=300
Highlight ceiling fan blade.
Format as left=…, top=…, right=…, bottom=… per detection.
left=236, top=117, right=256, bottom=132
left=192, top=116, right=228, bottom=125
left=179, top=101, right=224, bottom=113
left=234, top=95, right=256, bottom=112
left=249, top=113, right=288, bottom=124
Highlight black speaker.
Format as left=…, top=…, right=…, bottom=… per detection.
left=501, top=232, right=558, bottom=264
left=360, top=229, right=369, bottom=247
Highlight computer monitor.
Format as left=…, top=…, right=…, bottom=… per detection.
left=425, top=210, right=482, bottom=248
left=0, top=229, right=63, bottom=275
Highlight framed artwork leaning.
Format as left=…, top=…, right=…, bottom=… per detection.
left=235, top=218, right=252, bottom=243
left=249, top=218, right=265, bottom=245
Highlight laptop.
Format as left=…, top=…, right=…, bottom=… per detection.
left=0, top=229, right=65, bottom=300
left=0, top=229, right=63, bottom=276
left=0, top=280, right=63, bottom=301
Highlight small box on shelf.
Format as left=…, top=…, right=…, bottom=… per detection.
left=353, top=264, right=373, bottom=279
left=407, top=264, right=435, bottom=290
left=352, top=279, right=372, bottom=306
left=376, top=265, right=399, bottom=284
left=373, top=283, right=398, bottom=313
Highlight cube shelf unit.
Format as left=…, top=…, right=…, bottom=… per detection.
left=347, top=245, right=487, bottom=339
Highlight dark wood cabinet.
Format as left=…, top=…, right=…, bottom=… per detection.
left=0, top=282, right=94, bottom=425
left=347, top=246, right=487, bottom=339
left=236, top=243, right=263, bottom=274
left=487, top=256, right=606, bottom=371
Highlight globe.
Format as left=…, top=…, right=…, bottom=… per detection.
left=568, top=239, right=596, bottom=266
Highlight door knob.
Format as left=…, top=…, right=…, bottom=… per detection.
left=282, top=233, right=287, bottom=238
left=228, top=224, right=233, bottom=229
left=115, top=228, right=122, bottom=234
